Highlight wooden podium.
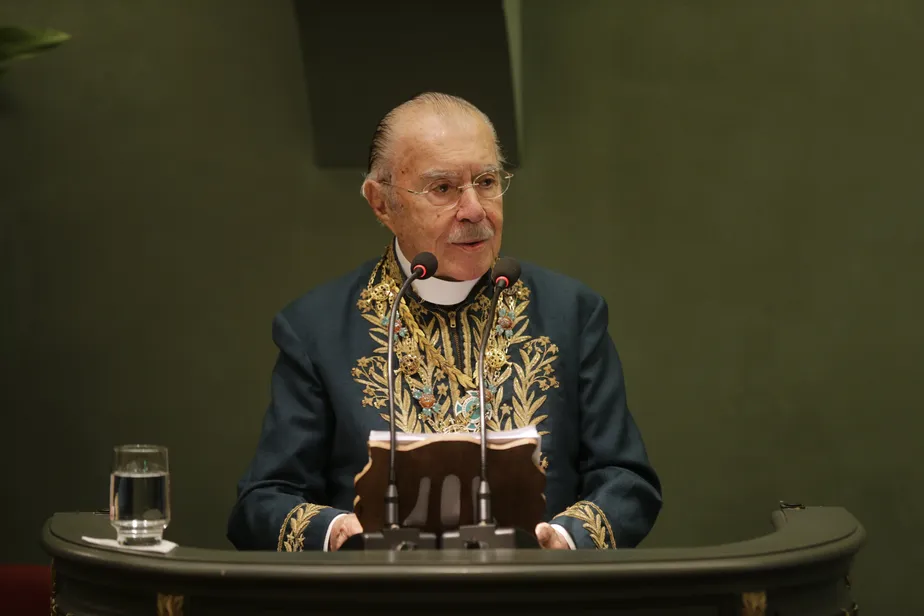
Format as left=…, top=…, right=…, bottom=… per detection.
left=43, top=506, right=867, bottom=614
left=352, top=429, right=546, bottom=535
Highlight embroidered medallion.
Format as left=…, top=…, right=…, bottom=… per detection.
left=351, top=244, right=560, bottom=435
left=381, top=314, right=407, bottom=341
left=399, top=353, right=420, bottom=375
left=495, top=305, right=514, bottom=338
left=413, top=386, right=436, bottom=414
left=454, top=389, right=494, bottom=431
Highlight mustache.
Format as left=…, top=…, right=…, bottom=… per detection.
left=448, top=222, right=495, bottom=244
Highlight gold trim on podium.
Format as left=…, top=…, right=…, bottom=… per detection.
left=157, top=593, right=184, bottom=616
left=741, top=591, right=767, bottom=616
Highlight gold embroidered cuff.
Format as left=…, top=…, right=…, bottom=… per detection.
left=555, top=500, right=616, bottom=549
left=276, top=503, right=330, bottom=552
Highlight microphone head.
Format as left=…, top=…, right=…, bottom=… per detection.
left=411, top=252, right=438, bottom=280
left=492, top=257, right=521, bottom=288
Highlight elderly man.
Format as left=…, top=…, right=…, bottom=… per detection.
left=227, top=92, right=662, bottom=552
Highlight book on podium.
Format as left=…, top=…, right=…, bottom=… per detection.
left=350, top=426, right=546, bottom=548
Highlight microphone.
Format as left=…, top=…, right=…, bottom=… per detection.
left=342, top=251, right=439, bottom=552
left=476, top=257, right=520, bottom=524
left=385, top=251, right=437, bottom=527
left=440, top=257, right=539, bottom=549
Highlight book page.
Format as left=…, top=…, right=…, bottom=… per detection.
left=368, top=425, right=540, bottom=444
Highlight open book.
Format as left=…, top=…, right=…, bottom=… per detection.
left=354, top=426, right=546, bottom=532
left=368, top=426, right=542, bottom=465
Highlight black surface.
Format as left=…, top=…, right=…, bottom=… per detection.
left=340, top=527, right=438, bottom=551
left=43, top=506, right=864, bottom=614
left=440, top=523, right=540, bottom=549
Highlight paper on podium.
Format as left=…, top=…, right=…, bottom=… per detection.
left=367, top=426, right=542, bottom=462
left=353, top=427, right=546, bottom=534
left=81, top=536, right=177, bottom=554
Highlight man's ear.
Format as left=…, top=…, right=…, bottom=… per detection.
left=362, top=179, right=394, bottom=229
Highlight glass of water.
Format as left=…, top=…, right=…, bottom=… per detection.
left=109, top=444, right=171, bottom=546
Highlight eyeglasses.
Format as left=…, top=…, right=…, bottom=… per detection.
left=381, top=169, right=514, bottom=208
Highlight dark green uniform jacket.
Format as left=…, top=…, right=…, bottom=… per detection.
left=228, top=242, right=662, bottom=551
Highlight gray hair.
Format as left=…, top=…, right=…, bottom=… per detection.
left=363, top=92, right=505, bottom=186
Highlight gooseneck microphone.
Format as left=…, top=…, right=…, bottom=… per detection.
left=341, top=250, right=439, bottom=552
left=476, top=257, right=520, bottom=525
left=385, top=251, right=438, bottom=528
left=441, top=257, right=539, bottom=549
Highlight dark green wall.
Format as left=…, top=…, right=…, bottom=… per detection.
left=2, top=1, right=921, bottom=613
left=1, top=0, right=387, bottom=558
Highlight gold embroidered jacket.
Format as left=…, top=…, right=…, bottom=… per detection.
left=227, top=244, right=662, bottom=551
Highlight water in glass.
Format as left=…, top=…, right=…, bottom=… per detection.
left=110, top=445, right=170, bottom=545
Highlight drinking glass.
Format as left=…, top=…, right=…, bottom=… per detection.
left=109, top=444, right=171, bottom=545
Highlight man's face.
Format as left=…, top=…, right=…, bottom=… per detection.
left=368, top=110, right=504, bottom=282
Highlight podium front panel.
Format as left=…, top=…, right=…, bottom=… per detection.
left=43, top=506, right=863, bottom=615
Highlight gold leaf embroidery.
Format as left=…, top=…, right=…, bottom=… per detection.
left=558, top=500, right=617, bottom=549
left=277, top=503, right=329, bottom=552
left=351, top=244, right=561, bottom=435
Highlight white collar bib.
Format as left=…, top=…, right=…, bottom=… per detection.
left=394, top=240, right=481, bottom=306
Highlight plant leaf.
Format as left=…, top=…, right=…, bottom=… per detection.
left=0, top=27, right=69, bottom=70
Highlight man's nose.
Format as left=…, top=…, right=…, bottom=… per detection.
left=456, top=186, right=486, bottom=222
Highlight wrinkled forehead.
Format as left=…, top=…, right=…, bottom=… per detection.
left=390, top=110, right=499, bottom=181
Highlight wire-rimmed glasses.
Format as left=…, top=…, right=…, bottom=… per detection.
left=381, top=168, right=514, bottom=208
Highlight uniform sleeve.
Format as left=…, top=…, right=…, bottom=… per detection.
left=550, top=294, right=663, bottom=549
left=227, top=311, right=349, bottom=551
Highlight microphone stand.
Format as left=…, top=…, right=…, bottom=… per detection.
left=342, top=266, right=437, bottom=551
left=441, top=275, right=539, bottom=549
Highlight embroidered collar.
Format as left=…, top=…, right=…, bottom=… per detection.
left=393, top=239, right=484, bottom=307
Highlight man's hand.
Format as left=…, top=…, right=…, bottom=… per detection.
left=535, top=522, right=569, bottom=549
left=329, top=514, right=364, bottom=551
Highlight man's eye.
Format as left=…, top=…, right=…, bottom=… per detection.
left=432, top=183, right=452, bottom=194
